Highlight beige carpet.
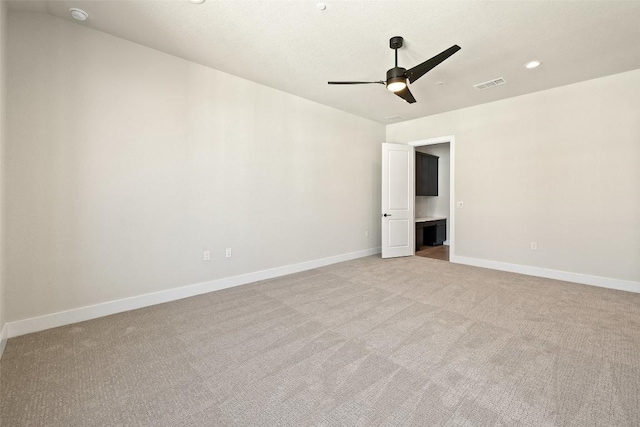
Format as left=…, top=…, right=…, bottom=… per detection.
left=1, top=255, right=639, bottom=426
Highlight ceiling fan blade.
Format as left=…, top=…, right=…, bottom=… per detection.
left=406, top=45, right=461, bottom=84
left=328, top=81, right=385, bottom=85
left=394, top=86, right=416, bottom=104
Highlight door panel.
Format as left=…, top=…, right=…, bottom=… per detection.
left=388, top=219, right=410, bottom=247
left=388, top=151, right=409, bottom=210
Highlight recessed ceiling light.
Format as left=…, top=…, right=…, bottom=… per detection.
left=189, top=0, right=205, bottom=4
left=69, top=8, right=88, bottom=21
left=525, top=60, right=542, bottom=69
left=436, top=81, right=444, bottom=86
left=317, top=3, right=327, bottom=10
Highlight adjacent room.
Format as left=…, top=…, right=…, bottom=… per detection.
left=414, top=142, right=451, bottom=261
left=1, top=1, right=639, bottom=426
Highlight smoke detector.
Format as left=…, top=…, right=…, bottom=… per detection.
left=69, top=8, right=88, bottom=21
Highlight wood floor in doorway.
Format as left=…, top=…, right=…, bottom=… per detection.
left=415, top=244, right=449, bottom=261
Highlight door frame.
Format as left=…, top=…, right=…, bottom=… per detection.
left=408, top=135, right=456, bottom=258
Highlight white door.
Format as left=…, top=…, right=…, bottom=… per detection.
left=381, top=143, right=415, bottom=258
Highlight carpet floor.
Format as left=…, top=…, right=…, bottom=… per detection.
left=1, top=255, right=639, bottom=426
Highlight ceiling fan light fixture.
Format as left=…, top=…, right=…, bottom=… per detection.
left=387, top=77, right=407, bottom=93
left=386, top=66, right=408, bottom=92
left=387, top=81, right=407, bottom=92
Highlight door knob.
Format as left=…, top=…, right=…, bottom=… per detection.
left=383, top=213, right=392, bottom=217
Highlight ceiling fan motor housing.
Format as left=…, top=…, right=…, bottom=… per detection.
left=386, top=67, right=407, bottom=85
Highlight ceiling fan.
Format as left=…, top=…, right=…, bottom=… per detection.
left=328, top=37, right=461, bottom=104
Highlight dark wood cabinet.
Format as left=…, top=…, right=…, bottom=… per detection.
left=424, top=219, right=446, bottom=247
left=416, top=152, right=438, bottom=196
left=435, top=221, right=446, bottom=245
left=415, top=219, right=446, bottom=249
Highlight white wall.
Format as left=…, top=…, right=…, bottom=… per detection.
left=5, top=13, right=384, bottom=324
left=415, top=143, right=450, bottom=242
left=0, top=0, right=8, bottom=347
left=389, top=69, right=640, bottom=283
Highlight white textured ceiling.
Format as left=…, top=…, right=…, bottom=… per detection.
left=8, top=0, right=640, bottom=123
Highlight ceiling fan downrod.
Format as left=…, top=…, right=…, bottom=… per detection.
left=390, top=36, right=403, bottom=68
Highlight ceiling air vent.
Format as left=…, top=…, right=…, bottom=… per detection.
left=474, top=77, right=507, bottom=90
left=385, top=115, right=406, bottom=123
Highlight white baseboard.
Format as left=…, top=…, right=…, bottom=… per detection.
left=6, top=247, right=381, bottom=339
left=450, top=255, right=640, bottom=294
left=0, top=323, right=7, bottom=360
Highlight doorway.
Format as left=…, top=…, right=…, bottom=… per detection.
left=380, top=135, right=455, bottom=261
left=410, top=136, right=455, bottom=262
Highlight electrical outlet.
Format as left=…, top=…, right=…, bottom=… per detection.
left=530, top=242, right=538, bottom=251
left=456, top=201, right=464, bottom=208
left=203, top=250, right=211, bottom=261
left=365, top=230, right=370, bottom=238
left=226, top=248, right=232, bottom=258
